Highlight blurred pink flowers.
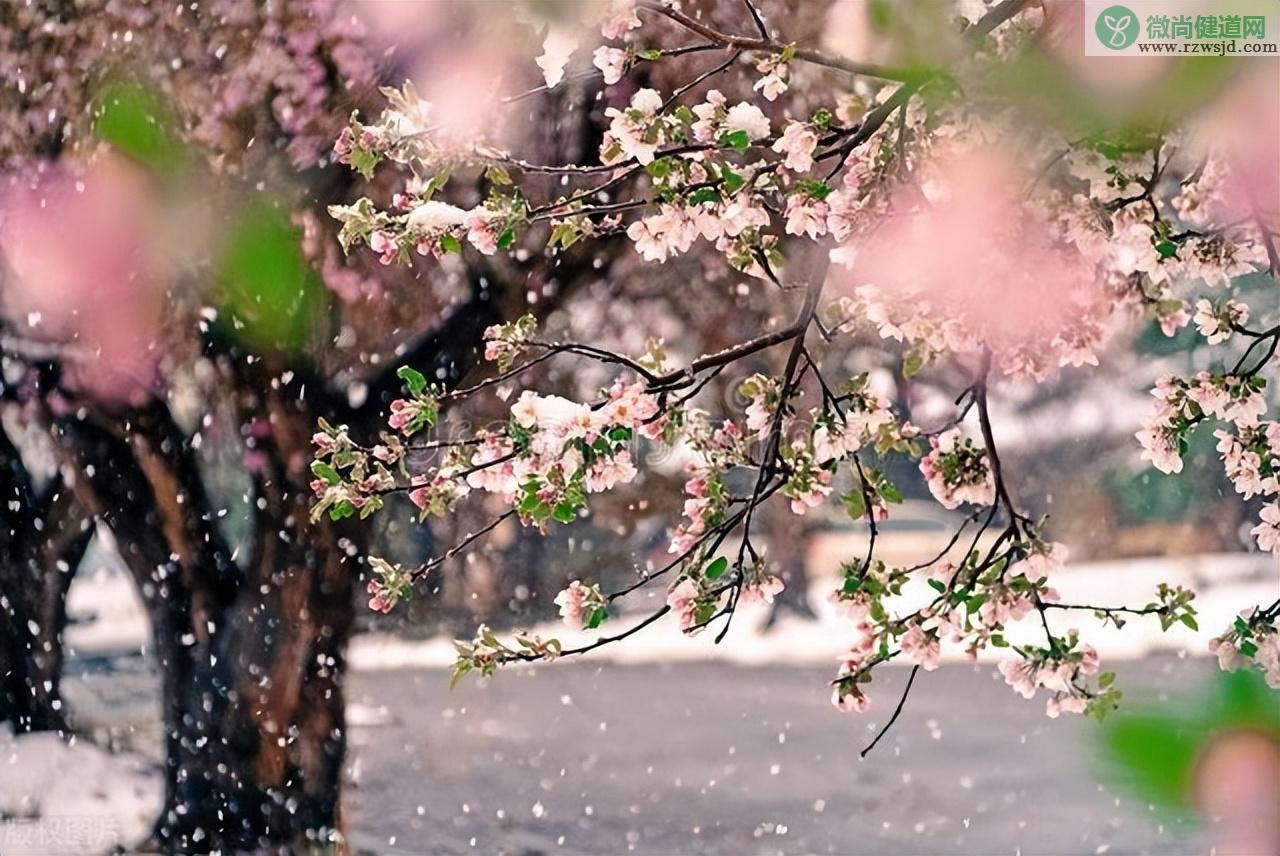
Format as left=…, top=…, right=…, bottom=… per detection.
left=833, top=145, right=1107, bottom=376
left=0, top=156, right=166, bottom=405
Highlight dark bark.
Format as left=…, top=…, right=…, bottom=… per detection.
left=0, top=424, right=92, bottom=733
left=55, top=396, right=355, bottom=853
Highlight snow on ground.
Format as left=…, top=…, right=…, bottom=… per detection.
left=14, top=549, right=1272, bottom=855
left=348, top=552, right=1278, bottom=672
left=65, top=547, right=1277, bottom=673
left=0, top=729, right=160, bottom=855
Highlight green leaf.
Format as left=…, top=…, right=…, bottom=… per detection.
left=645, top=158, right=673, bottom=179
left=720, top=129, right=750, bottom=151
left=497, top=227, right=515, bottom=250
left=705, top=556, right=729, bottom=580
left=1178, top=613, right=1198, bottom=631
left=310, top=460, right=341, bottom=486
left=349, top=147, right=380, bottom=180
left=869, top=599, right=886, bottom=622
left=449, top=662, right=472, bottom=691
left=638, top=48, right=663, bottom=61
left=440, top=233, right=463, bottom=255
left=721, top=165, right=745, bottom=194
left=926, top=578, right=946, bottom=594
left=397, top=366, right=428, bottom=395
left=586, top=607, right=607, bottom=630
left=553, top=503, right=578, bottom=524
left=687, top=187, right=720, bottom=206
left=902, top=347, right=925, bottom=379
left=843, top=490, right=866, bottom=521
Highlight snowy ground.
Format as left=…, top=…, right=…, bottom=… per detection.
left=343, top=658, right=1211, bottom=856
left=4, top=550, right=1273, bottom=854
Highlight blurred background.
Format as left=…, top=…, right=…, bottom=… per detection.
left=0, top=0, right=1277, bottom=854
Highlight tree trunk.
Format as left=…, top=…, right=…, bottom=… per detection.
left=0, top=424, right=92, bottom=733
left=56, top=398, right=355, bottom=853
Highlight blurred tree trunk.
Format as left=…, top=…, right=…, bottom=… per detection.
left=46, top=288, right=504, bottom=850
left=0, top=424, right=91, bottom=733
left=57, top=399, right=355, bottom=852
left=760, top=499, right=816, bottom=630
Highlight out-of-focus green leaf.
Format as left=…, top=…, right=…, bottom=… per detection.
left=93, top=81, right=185, bottom=172
left=1099, top=670, right=1280, bottom=813
left=214, top=201, right=325, bottom=355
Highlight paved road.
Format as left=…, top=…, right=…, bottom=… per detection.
left=344, top=658, right=1210, bottom=856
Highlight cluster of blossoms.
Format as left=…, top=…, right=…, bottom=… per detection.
left=365, top=557, right=413, bottom=614
left=1210, top=606, right=1280, bottom=689
left=450, top=625, right=563, bottom=688
left=1193, top=297, right=1249, bottom=345
left=997, top=636, right=1107, bottom=718
left=316, top=0, right=1279, bottom=731
left=918, top=429, right=995, bottom=510
left=667, top=417, right=746, bottom=556
left=0, top=0, right=374, bottom=172
left=825, top=533, right=1127, bottom=718
left=309, top=417, right=404, bottom=522
left=330, top=188, right=516, bottom=268
left=553, top=580, right=608, bottom=630
left=601, top=87, right=677, bottom=167
left=483, top=314, right=539, bottom=372
left=1135, top=372, right=1267, bottom=476
left=328, top=80, right=524, bottom=263
left=665, top=558, right=786, bottom=633
left=503, top=379, right=658, bottom=526
left=753, top=50, right=790, bottom=101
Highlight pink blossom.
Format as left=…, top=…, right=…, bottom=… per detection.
left=900, top=624, right=941, bottom=671
left=554, top=580, right=592, bottom=629
left=388, top=398, right=420, bottom=431
left=600, top=0, right=641, bottom=40
left=1045, top=693, right=1088, bottom=718
left=831, top=685, right=870, bottom=713
left=592, top=46, right=627, bottom=85
left=998, top=658, right=1038, bottom=699
left=626, top=204, right=696, bottom=262
left=584, top=450, right=637, bottom=492
left=919, top=429, right=995, bottom=510
left=740, top=575, right=786, bottom=605
left=784, top=194, right=829, bottom=240
left=367, top=579, right=396, bottom=614
left=369, top=229, right=398, bottom=265
left=465, top=212, right=502, bottom=255
left=978, top=587, right=1034, bottom=629
left=602, top=88, right=665, bottom=165
left=753, top=55, right=789, bottom=101
left=772, top=122, right=818, bottom=172
left=1010, top=542, right=1068, bottom=583
left=666, top=578, right=702, bottom=632
left=1251, top=502, right=1280, bottom=554
left=717, top=197, right=770, bottom=238
left=788, top=469, right=833, bottom=514
left=723, top=102, right=771, bottom=141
